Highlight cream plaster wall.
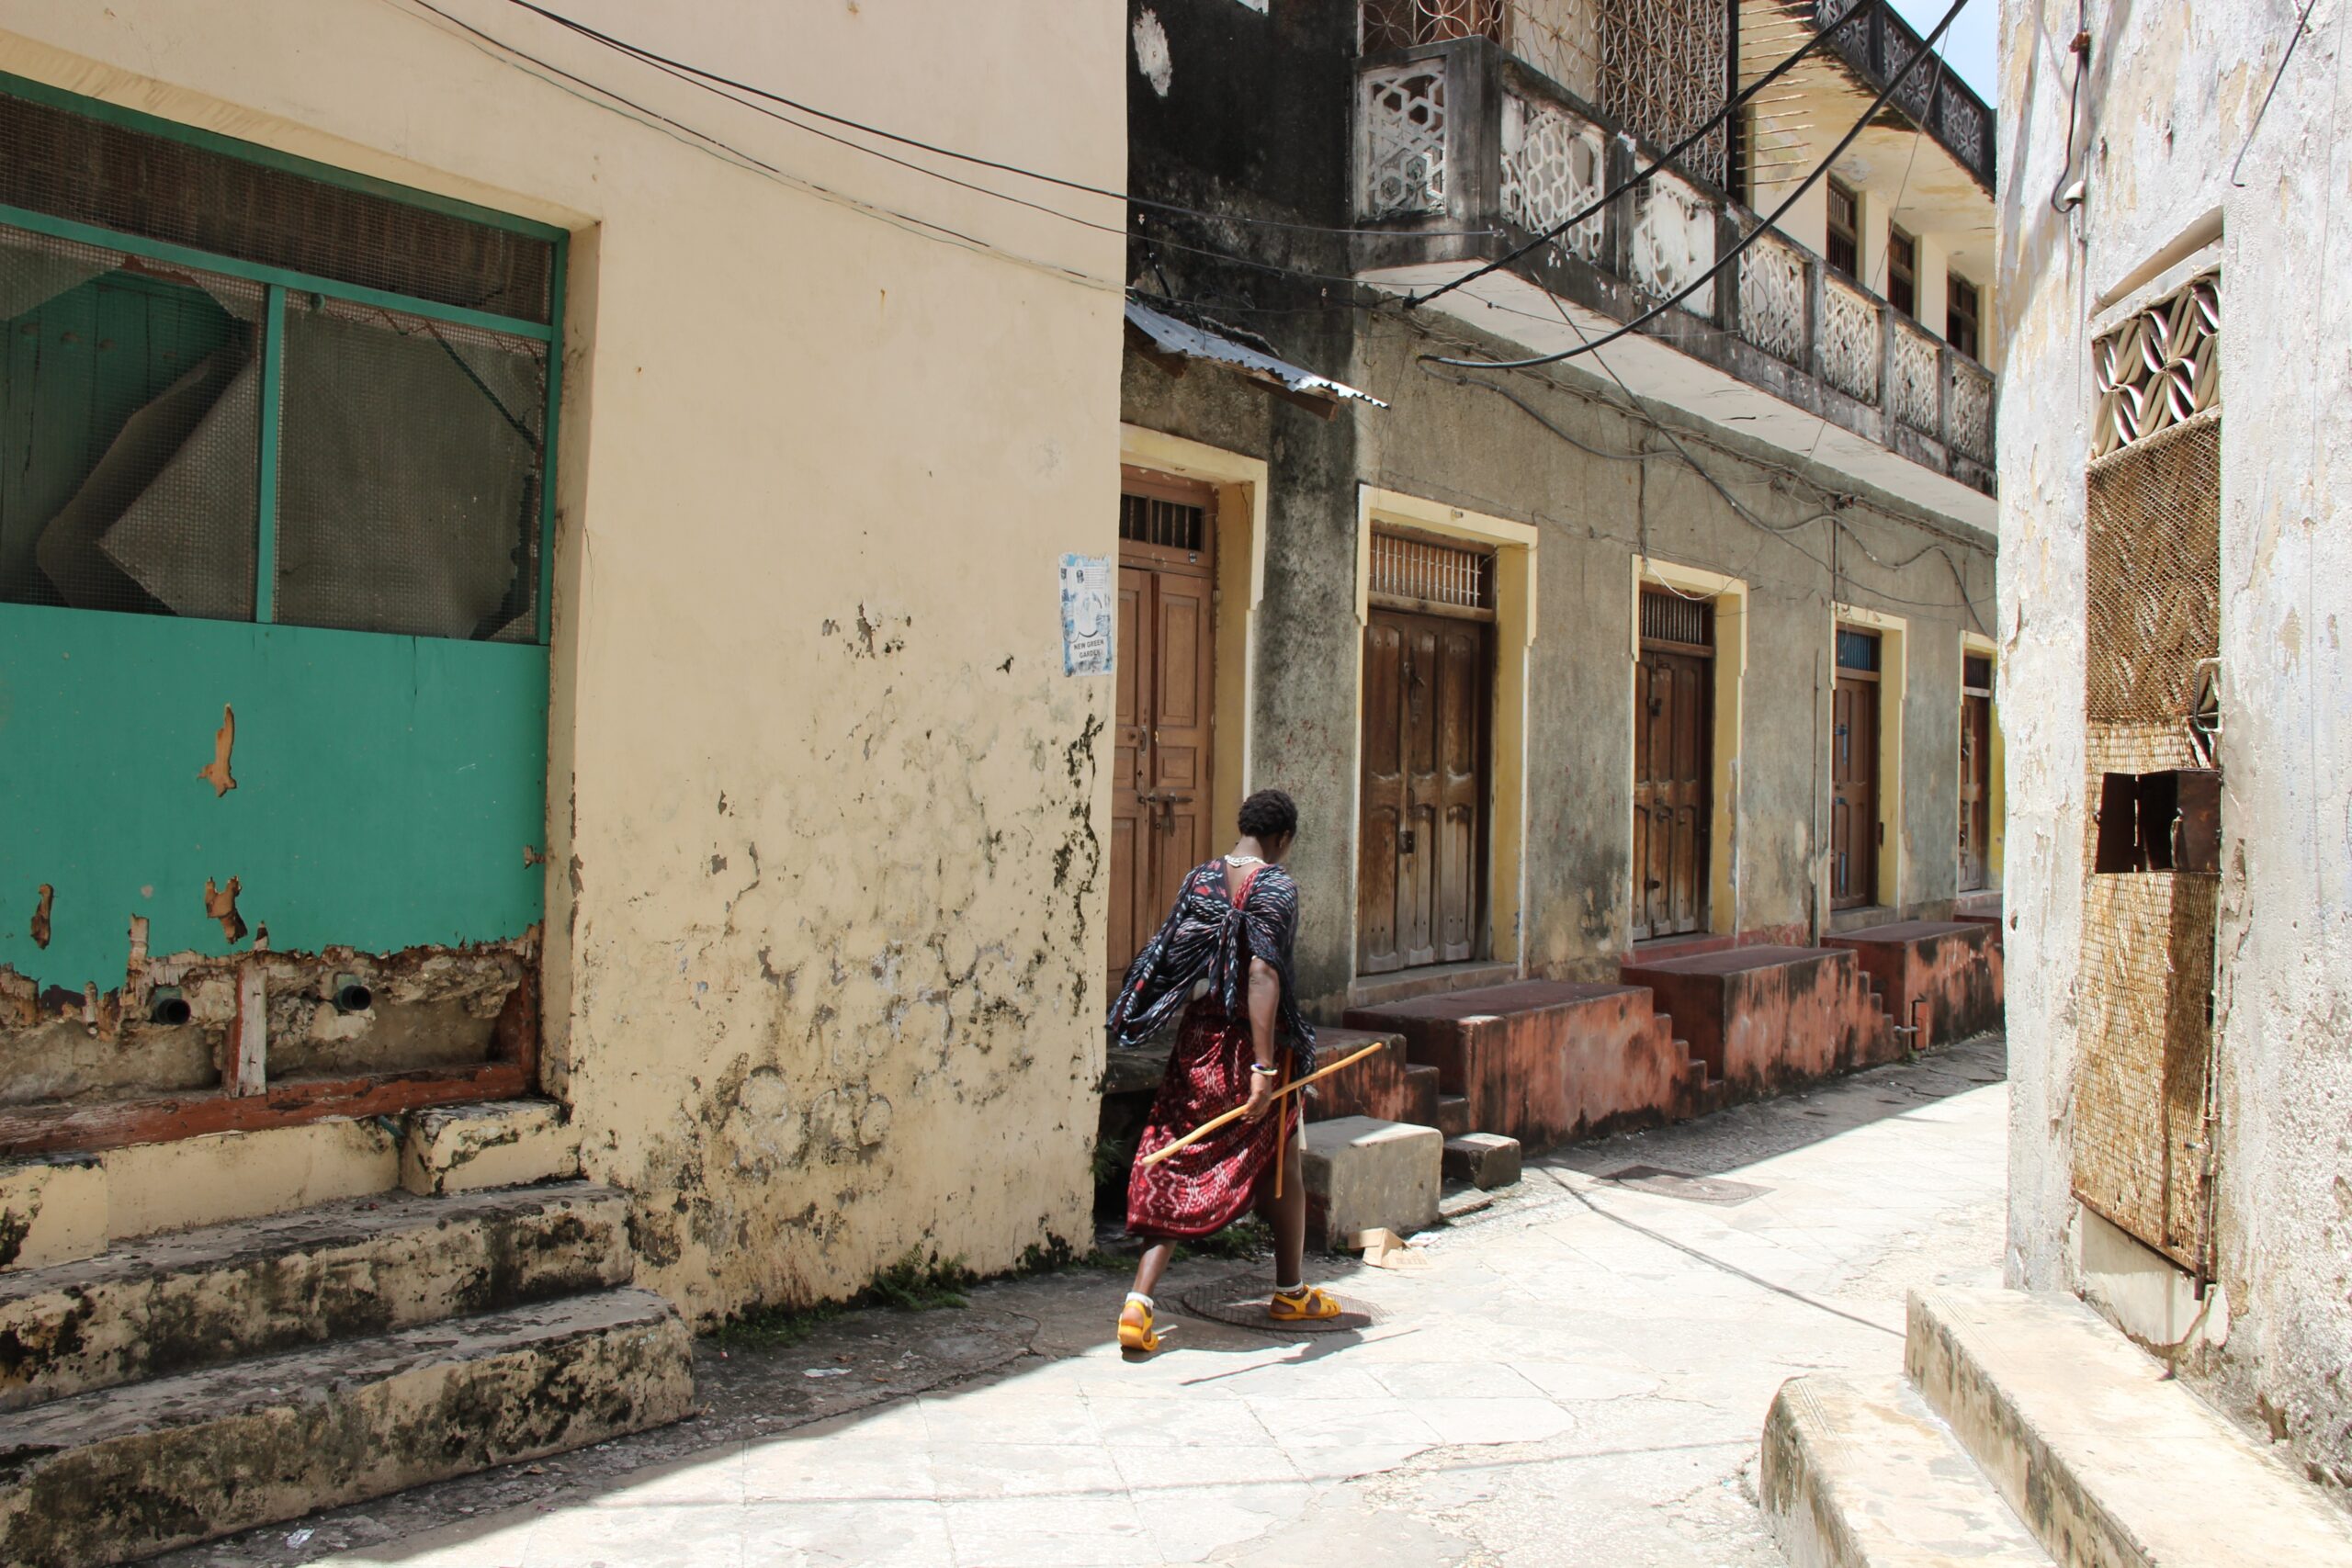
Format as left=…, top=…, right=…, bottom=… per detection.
left=0, top=0, right=1125, bottom=1323
left=2001, top=0, right=2352, bottom=1495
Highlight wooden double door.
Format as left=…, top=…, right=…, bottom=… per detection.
left=1831, top=628, right=1883, bottom=909
left=1107, top=471, right=1216, bottom=999
left=1358, top=607, right=1488, bottom=975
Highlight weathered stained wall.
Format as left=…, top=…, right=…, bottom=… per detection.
left=1122, top=0, right=1996, bottom=1016
left=2000, top=0, right=2352, bottom=1499
left=0, top=0, right=1124, bottom=1322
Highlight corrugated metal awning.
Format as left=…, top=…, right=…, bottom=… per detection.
left=1124, top=300, right=1385, bottom=419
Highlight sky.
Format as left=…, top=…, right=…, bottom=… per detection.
left=1887, top=0, right=1998, bottom=103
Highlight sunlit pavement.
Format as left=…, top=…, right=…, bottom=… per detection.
left=258, top=1038, right=2007, bottom=1568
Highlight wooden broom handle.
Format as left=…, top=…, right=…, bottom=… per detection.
left=1135, top=1040, right=1388, bottom=1168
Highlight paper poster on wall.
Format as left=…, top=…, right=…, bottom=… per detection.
left=1060, top=553, right=1113, bottom=676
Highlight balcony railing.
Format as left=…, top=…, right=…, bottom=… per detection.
left=1814, top=0, right=1995, bottom=188
left=1352, top=36, right=1996, bottom=492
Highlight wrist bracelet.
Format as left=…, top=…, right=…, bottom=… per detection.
left=1250, top=1063, right=1281, bottom=1078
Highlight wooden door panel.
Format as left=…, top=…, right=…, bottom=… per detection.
left=1960, top=694, right=1990, bottom=890
left=1358, top=618, right=1406, bottom=974
left=1109, top=568, right=1151, bottom=993
left=1830, top=674, right=1879, bottom=908
left=1632, top=648, right=1711, bottom=940
left=1435, top=624, right=1482, bottom=963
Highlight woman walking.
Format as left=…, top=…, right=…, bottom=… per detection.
left=1104, top=788, right=1340, bottom=1352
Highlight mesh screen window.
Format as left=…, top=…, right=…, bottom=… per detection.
left=0, top=88, right=552, bottom=324
left=277, top=296, right=546, bottom=641
left=0, top=84, right=558, bottom=644
left=0, top=226, right=261, bottom=619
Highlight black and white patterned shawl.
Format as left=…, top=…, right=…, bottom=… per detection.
left=1105, top=859, right=1317, bottom=1071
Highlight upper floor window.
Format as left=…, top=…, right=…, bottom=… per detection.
left=1826, top=180, right=1860, bottom=278
left=1947, top=275, right=1982, bottom=361
left=1887, top=227, right=1918, bottom=318
left=0, top=81, right=561, bottom=643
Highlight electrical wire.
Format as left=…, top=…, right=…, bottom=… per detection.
left=2048, top=10, right=2089, bottom=213
left=1424, top=0, right=1975, bottom=371
left=494, top=0, right=1500, bottom=243
left=2232, top=0, right=2325, bottom=186
left=1402, top=0, right=1865, bottom=312
left=392, top=0, right=1128, bottom=294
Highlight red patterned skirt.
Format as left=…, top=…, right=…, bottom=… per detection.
left=1126, top=1002, right=1297, bottom=1239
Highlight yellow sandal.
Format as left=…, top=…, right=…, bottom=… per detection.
left=1117, top=1293, right=1160, bottom=1353
left=1268, top=1283, right=1342, bottom=1323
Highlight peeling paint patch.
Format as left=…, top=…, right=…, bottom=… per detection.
left=202, top=877, right=247, bottom=944
left=28, top=886, right=51, bottom=951
left=197, top=705, right=237, bottom=797
left=1133, top=9, right=1173, bottom=97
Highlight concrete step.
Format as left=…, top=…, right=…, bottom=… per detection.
left=1908, top=1288, right=2352, bottom=1568
left=1346, top=981, right=1689, bottom=1147
left=0, top=1180, right=631, bottom=1412
left=1620, top=945, right=1898, bottom=1100
left=1300, top=1116, right=1440, bottom=1251
left=1442, top=1132, right=1521, bottom=1190
left=0, top=1286, right=691, bottom=1566
left=1435, top=1092, right=1472, bottom=1138
left=1826, top=922, right=2004, bottom=1051
left=1300, top=1029, right=1431, bottom=1127
left=1762, top=1373, right=2053, bottom=1567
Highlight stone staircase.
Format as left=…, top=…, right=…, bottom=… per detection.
left=1762, top=1287, right=2352, bottom=1567
left=1619, top=945, right=1904, bottom=1103
left=0, top=1173, right=692, bottom=1564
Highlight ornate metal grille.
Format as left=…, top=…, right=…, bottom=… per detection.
left=2093, top=272, right=2220, bottom=458
left=1359, top=61, right=1451, bottom=219
left=1500, top=91, right=1608, bottom=262
left=1371, top=530, right=1496, bottom=615
left=1819, top=276, right=1881, bottom=405
left=1736, top=229, right=1807, bottom=365
left=1363, top=1, right=1602, bottom=99
left=1599, top=0, right=1728, bottom=188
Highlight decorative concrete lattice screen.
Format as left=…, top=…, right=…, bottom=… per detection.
left=1499, top=91, right=1607, bottom=263
left=1598, top=0, right=1728, bottom=189
left=1736, top=230, right=1807, bottom=366
left=2093, top=271, right=2219, bottom=458
left=2072, top=395, right=2222, bottom=1271
left=1359, top=60, right=1450, bottom=219
left=1892, top=319, right=1941, bottom=435
left=1947, top=360, right=1994, bottom=462
left=1819, top=277, right=1881, bottom=405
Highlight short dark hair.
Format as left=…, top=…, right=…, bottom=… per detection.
left=1238, top=788, right=1298, bottom=843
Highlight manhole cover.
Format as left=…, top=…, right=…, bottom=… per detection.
left=1603, top=1165, right=1767, bottom=1206
left=1177, top=1276, right=1379, bottom=1335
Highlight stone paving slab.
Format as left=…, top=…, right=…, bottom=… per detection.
left=157, top=1034, right=2011, bottom=1568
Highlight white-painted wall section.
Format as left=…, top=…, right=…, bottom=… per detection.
left=2001, top=0, right=2352, bottom=1496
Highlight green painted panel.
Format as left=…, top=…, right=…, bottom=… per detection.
left=0, top=603, right=547, bottom=995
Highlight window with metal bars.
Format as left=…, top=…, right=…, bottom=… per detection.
left=1118, top=492, right=1206, bottom=554
left=1639, top=586, right=1713, bottom=650
left=1963, top=653, right=1993, bottom=693
left=1370, top=529, right=1496, bottom=617
left=0, top=80, right=561, bottom=642
left=1947, top=275, right=1982, bottom=361
left=1837, top=626, right=1882, bottom=671
left=1826, top=181, right=1860, bottom=278
left=1888, top=226, right=1917, bottom=318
